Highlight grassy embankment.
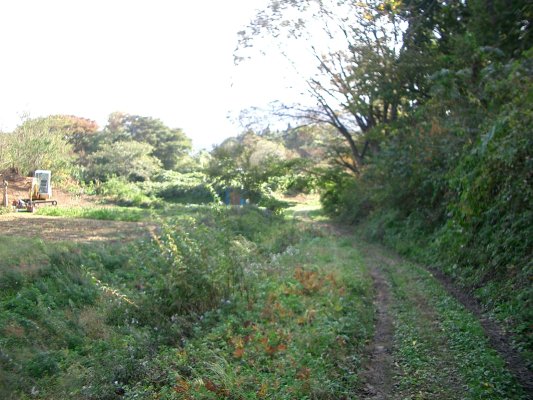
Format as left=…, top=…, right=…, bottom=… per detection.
left=34, top=206, right=147, bottom=222
left=0, top=203, right=374, bottom=399
left=357, top=211, right=533, bottom=369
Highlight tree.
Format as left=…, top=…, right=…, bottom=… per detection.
left=207, top=131, right=292, bottom=201
left=4, top=117, right=73, bottom=177
left=0, top=132, right=9, bottom=172
left=86, top=141, right=162, bottom=182
left=102, top=113, right=192, bottom=170
left=46, top=115, right=99, bottom=155
left=466, top=0, right=533, bottom=57
left=237, top=0, right=466, bottom=173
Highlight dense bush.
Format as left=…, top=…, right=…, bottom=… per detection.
left=94, top=176, right=156, bottom=207
left=436, top=54, right=533, bottom=281
left=85, top=141, right=162, bottom=183
left=147, top=171, right=218, bottom=204
left=318, top=168, right=372, bottom=224
left=434, top=58, right=533, bottom=355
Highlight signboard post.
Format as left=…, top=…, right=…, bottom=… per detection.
left=2, top=179, right=7, bottom=207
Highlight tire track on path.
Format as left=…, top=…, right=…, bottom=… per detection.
left=359, top=264, right=395, bottom=399
left=429, top=267, right=533, bottom=396
left=360, top=239, right=533, bottom=398
left=302, top=216, right=532, bottom=397
left=310, top=221, right=397, bottom=399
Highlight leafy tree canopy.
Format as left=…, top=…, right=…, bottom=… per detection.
left=45, top=115, right=99, bottom=155
left=101, top=112, right=192, bottom=171
left=86, top=140, right=162, bottom=182
left=237, top=0, right=532, bottom=174
left=1, top=117, right=73, bottom=178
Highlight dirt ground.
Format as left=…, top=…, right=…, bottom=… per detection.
left=1, top=171, right=96, bottom=208
left=0, top=213, right=158, bottom=243
left=0, top=171, right=156, bottom=243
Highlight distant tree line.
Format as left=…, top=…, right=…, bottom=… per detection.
left=0, top=113, right=193, bottom=182
left=0, top=110, right=330, bottom=209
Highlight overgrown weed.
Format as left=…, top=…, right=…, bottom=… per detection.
left=0, top=205, right=376, bottom=399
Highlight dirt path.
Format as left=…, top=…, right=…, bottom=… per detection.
left=429, top=267, right=533, bottom=394
left=316, top=218, right=532, bottom=398
left=359, top=266, right=395, bottom=399
left=367, top=247, right=468, bottom=399
left=357, top=240, right=533, bottom=399
left=0, top=213, right=157, bottom=243
left=315, top=222, right=397, bottom=399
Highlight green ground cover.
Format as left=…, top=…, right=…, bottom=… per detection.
left=35, top=206, right=148, bottom=222
left=1, top=203, right=529, bottom=399
left=131, top=234, right=374, bottom=399
left=0, top=205, right=375, bottom=399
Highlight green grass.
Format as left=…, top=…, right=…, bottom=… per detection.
left=0, top=236, right=75, bottom=274
left=283, top=194, right=325, bottom=220
left=0, top=206, right=377, bottom=399
left=125, top=233, right=375, bottom=399
left=0, top=236, right=48, bottom=271
left=0, top=207, right=12, bottom=215
left=357, top=211, right=533, bottom=365
left=35, top=206, right=148, bottom=222
left=3, top=202, right=527, bottom=399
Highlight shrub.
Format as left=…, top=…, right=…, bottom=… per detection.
left=1, top=117, right=74, bottom=179
left=148, top=171, right=218, bottom=204
left=1, top=204, right=303, bottom=399
left=95, top=176, right=155, bottom=207
left=85, top=141, right=162, bottom=183
left=318, top=168, right=373, bottom=223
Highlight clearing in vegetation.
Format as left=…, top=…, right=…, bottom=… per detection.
left=0, top=202, right=531, bottom=399
left=0, top=213, right=156, bottom=244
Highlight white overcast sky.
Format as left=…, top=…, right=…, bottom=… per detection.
left=0, top=0, right=309, bottom=150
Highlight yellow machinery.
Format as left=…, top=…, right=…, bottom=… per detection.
left=21, top=170, right=57, bottom=212
left=30, top=170, right=52, bottom=200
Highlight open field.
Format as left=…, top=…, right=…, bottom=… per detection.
left=0, top=213, right=157, bottom=243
